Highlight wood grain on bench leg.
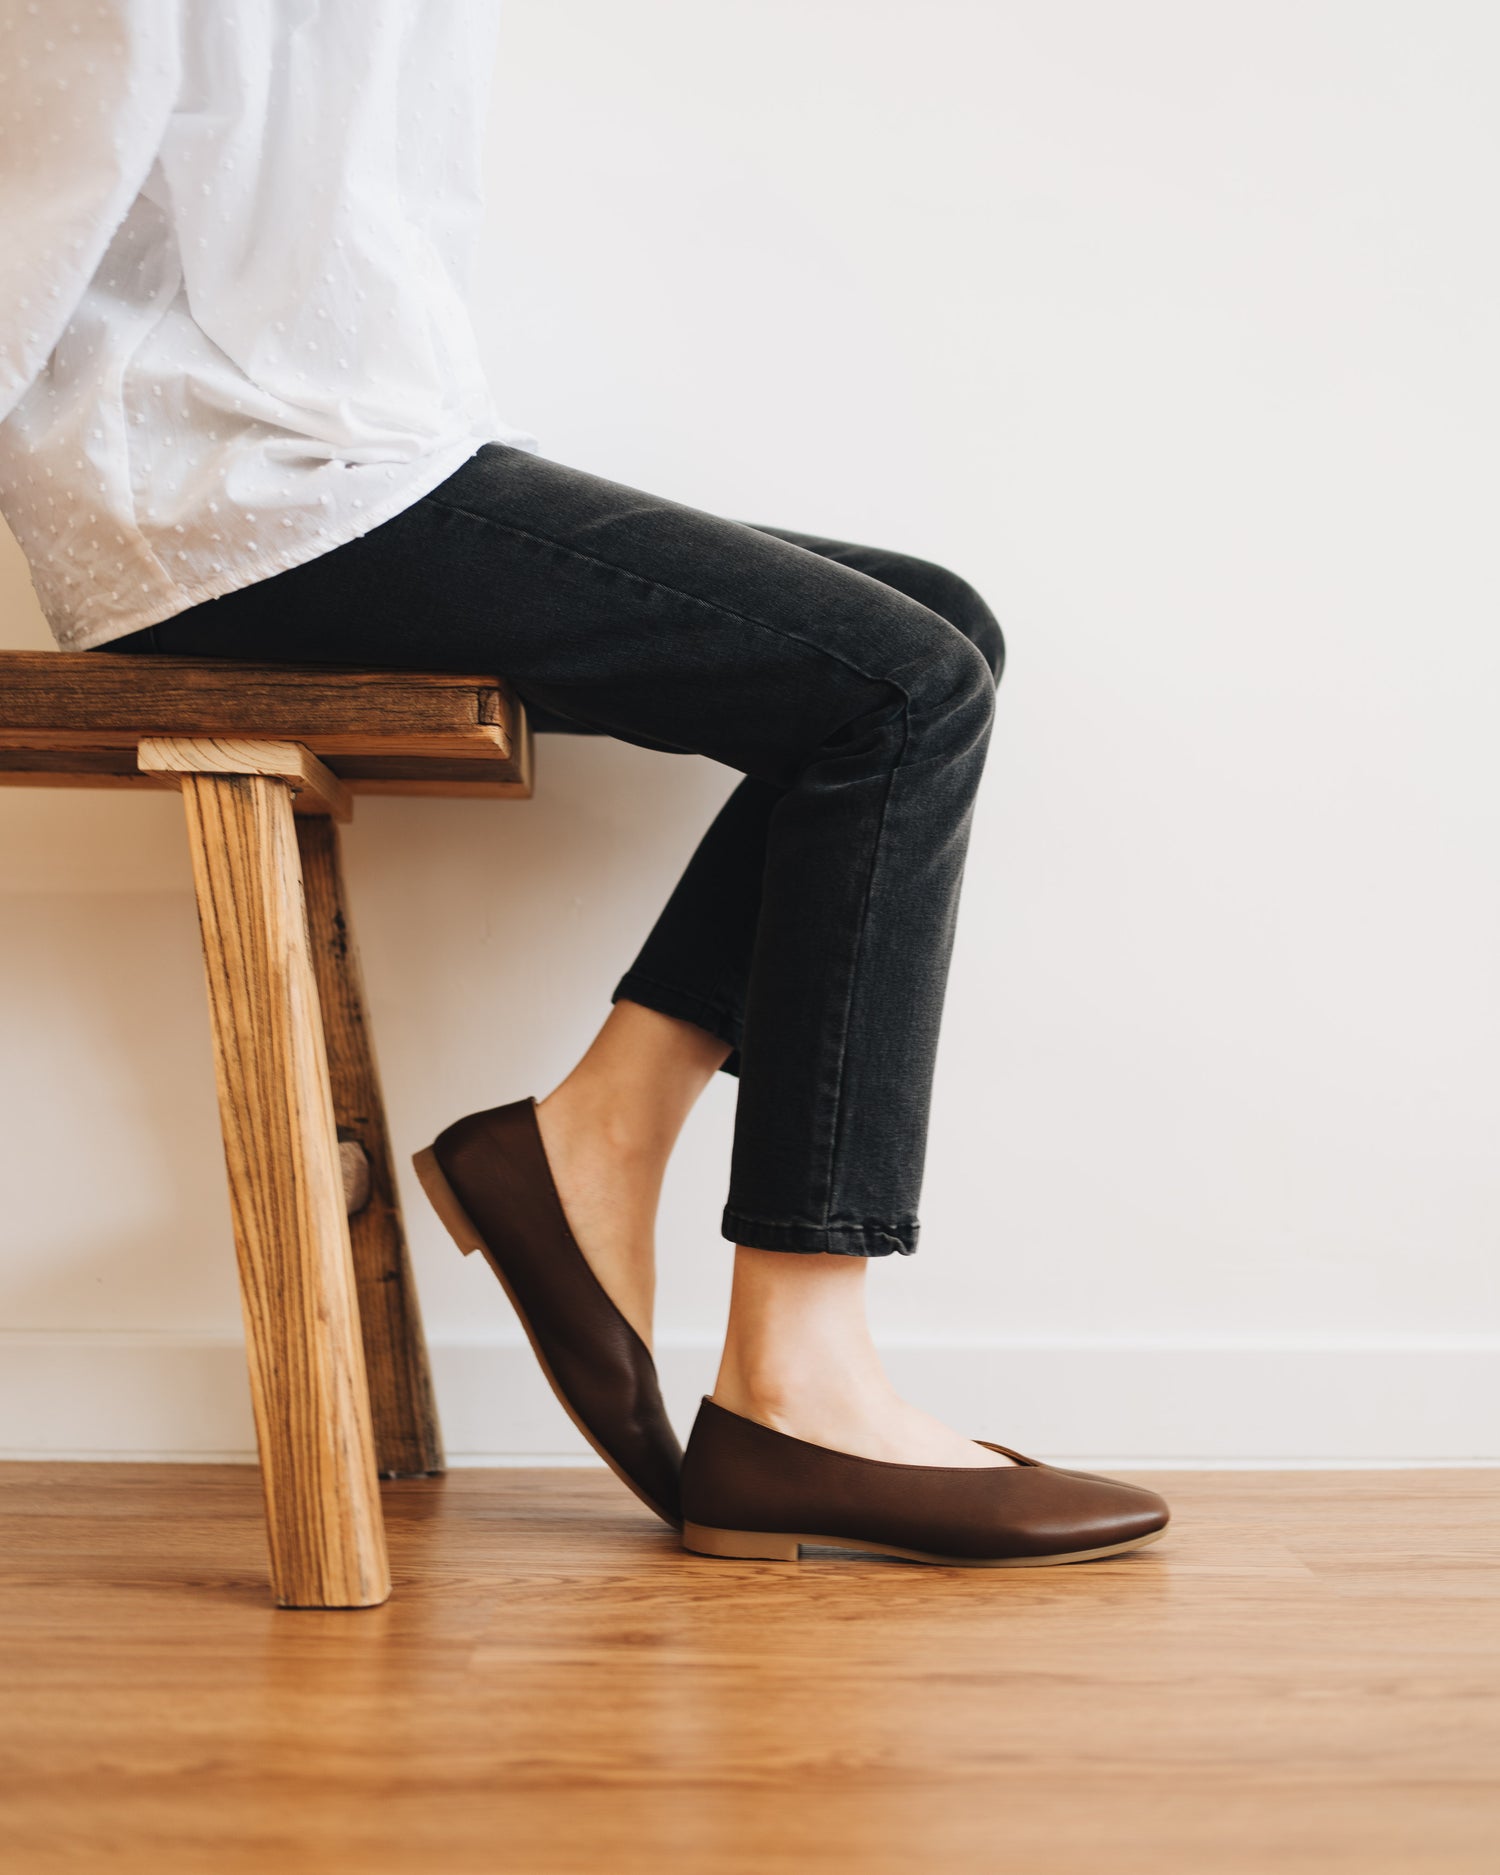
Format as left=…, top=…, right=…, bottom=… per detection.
left=178, top=770, right=390, bottom=1608
left=296, top=815, right=444, bottom=1478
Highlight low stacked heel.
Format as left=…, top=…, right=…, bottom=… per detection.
left=412, top=1145, right=486, bottom=1256
left=681, top=1522, right=802, bottom=1561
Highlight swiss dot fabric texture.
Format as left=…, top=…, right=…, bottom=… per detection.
left=0, top=0, right=538, bottom=651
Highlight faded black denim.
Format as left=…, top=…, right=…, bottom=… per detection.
left=102, top=442, right=1004, bottom=1255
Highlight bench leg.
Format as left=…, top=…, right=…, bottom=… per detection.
left=178, top=771, right=391, bottom=1609
left=295, top=815, right=444, bottom=1478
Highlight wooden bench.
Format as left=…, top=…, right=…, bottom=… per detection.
left=1, top=652, right=533, bottom=1609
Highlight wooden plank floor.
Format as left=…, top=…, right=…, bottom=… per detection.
left=2, top=1463, right=1495, bottom=1874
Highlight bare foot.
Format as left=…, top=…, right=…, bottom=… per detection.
left=713, top=1244, right=1016, bottom=1468
left=529, top=999, right=731, bottom=1353
left=711, top=1372, right=1015, bottom=1469
left=532, top=1092, right=659, bottom=1350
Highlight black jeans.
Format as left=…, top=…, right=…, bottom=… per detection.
left=102, top=442, right=1004, bottom=1255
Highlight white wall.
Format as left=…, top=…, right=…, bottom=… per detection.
left=2, top=0, right=1496, bottom=1463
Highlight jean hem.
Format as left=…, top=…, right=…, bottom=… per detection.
left=612, top=971, right=743, bottom=1077
left=720, top=1207, right=918, bottom=1257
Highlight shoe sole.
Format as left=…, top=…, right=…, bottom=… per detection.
left=681, top=1519, right=1166, bottom=1567
left=412, top=1143, right=681, bottom=1530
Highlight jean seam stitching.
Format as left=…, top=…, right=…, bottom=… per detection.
left=809, top=691, right=910, bottom=1231
left=723, top=1209, right=918, bottom=1233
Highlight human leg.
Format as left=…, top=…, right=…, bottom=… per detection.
left=532, top=528, right=1006, bottom=1401
left=144, top=442, right=996, bottom=1261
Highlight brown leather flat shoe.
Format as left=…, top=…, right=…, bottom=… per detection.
left=413, top=1098, right=682, bottom=1528
left=680, top=1396, right=1169, bottom=1566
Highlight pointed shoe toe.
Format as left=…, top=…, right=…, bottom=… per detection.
left=413, top=1097, right=682, bottom=1528
left=980, top=1443, right=1171, bottom=1529
left=681, top=1398, right=1169, bottom=1567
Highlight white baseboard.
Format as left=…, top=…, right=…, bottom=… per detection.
left=0, top=1332, right=1495, bottom=1465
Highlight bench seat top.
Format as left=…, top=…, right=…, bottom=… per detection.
left=0, top=651, right=530, bottom=798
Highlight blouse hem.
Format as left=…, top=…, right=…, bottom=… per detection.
left=51, top=431, right=517, bottom=654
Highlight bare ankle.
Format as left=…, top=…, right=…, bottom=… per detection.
left=538, top=999, right=731, bottom=1169
left=710, top=1364, right=800, bottom=1431
left=536, top=1082, right=674, bottom=1170
left=713, top=1340, right=892, bottom=1435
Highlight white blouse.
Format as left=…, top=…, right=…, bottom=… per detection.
left=0, top=0, right=538, bottom=652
